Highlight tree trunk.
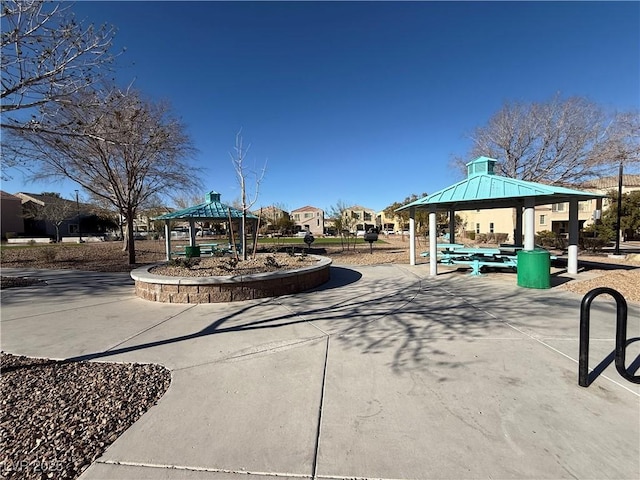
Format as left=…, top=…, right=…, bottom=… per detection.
left=125, top=208, right=136, bottom=264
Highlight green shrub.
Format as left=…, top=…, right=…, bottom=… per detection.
left=476, top=233, right=488, bottom=243
left=581, top=237, right=608, bottom=253
left=465, top=231, right=476, bottom=240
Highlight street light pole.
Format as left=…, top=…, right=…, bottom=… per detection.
left=614, top=162, right=623, bottom=255
left=75, top=189, right=82, bottom=243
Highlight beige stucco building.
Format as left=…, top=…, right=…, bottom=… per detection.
left=291, top=205, right=325, bottom=235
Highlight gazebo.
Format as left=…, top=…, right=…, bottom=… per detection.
left=153, top=191, right=258, bottom=260
left=398, top=157, right=606, bottom=276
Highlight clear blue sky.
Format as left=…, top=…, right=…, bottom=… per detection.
left=3, top=1, right=639, bottom=213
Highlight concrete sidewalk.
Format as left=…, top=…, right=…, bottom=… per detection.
left=1, top=265, right=639, bottom=479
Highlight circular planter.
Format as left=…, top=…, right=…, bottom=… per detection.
left=131, top=255, right=332, bottom=303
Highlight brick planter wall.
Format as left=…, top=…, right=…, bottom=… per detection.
left=130, top=255, right=332, bottom=303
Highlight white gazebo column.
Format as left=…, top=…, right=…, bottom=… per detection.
left=409, top=206, right=416, bottom=266
left=164, top=221, right=171, bottom=261
left=524, top=198, right=535, bottom=250
left=449, top=208, right=456, bottom=244
left=568, top=198, right=579, bottom=274
left=429, top=207, right=437, bottom=277
left=514, top=206, right=523, bottom=246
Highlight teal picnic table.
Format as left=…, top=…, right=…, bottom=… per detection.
left=420, top=243, right=465, bottom=264
left=196, top=243, right=219, bottom=255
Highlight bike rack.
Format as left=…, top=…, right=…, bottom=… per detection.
left=579, top=287, right=640, bottom=387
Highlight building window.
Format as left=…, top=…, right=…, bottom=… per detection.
left=294, top=214, right=300, bottom=221
left=364, top=212, right=372, bottom=221
left=552, top=203, right=566, bottom=212
left=489, top=222, right=494, bottom=234
left=475, top=223, right=480, bottom=234
left=540, top=214, right=546, bottom=225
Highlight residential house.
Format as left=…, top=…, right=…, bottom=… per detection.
left=291, top=206, right=325, bottom=236
left=342, top=205, right=378, bottom=233
left=0, top=191, right=24, bottom=239
left=252, top=205, right=290, bottom=234
left=377, top=209, right=404, bottom=234
left=15, top=192, right=116, bottom=240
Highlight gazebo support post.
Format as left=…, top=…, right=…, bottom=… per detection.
left=189, top=220, right=196, bottom=247
left=409, top=206, right=416, bottom=266
left=514, top=205, right=523, bottom=246
left=568, top=198, right=579, bottom=274
left=164, top=222, right=171, bottom=261
left=524, top=198, right=535, bottom=250
left=449, top=208, right=456, bottom=244
left=429, top=208, right=437, bottom=277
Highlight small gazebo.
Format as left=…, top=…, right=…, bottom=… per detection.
left=398, top=157, right=606, bottom=276
left=153, top=191, right=258, bottom=260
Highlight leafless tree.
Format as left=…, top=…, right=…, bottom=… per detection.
left=230, top=131, right=266, bottom=260
left=8, top=85, right=201, bottom=264
left=1, top=0, right=119, bottom=178
left=455, top=95, right=639, bottom=185
left=23, top=192, right=77, bottom=242
left=328, top=200, right=358, bottom=251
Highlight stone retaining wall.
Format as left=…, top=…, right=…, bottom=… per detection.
left=131, top=256, right=331, bottom=303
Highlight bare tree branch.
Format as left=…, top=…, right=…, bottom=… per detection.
left=458, top=95, right=639, bottom=185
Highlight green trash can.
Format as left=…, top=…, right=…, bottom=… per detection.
left=184, top=245, right=201, bottom=258
left=517, top=249, right=551, bottom=289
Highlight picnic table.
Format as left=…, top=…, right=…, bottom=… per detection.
left=421, top=244, right=556, bottom=276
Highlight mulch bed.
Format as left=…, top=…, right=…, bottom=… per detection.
left=0, top=353, right=171, bottom=480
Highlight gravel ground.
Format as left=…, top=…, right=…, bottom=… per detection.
left=150, top=252, right=319, bottom=277
left=0, top=354, right=170, bottom=480
left=1, top=237, right=638, bottom=479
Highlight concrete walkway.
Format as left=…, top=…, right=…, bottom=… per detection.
left=1, top=264, right=639, bottom=480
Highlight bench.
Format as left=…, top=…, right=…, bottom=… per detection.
left=451, top=254, right=517, bottom=276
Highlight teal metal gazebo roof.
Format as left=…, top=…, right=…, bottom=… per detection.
left=154, top=191, right=258, bottom=221
left=398, top=157, right=606, bottom=211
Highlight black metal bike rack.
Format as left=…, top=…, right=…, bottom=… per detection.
left=579, top=287, right=640, bottom=387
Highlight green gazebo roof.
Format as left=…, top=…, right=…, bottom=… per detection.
left=154, top=191, right=258, bottom=220
left=398, top=157, right=606, bottom=211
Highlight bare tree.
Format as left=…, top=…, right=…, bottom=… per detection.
left=23, top=192, right=78, bottom=242
left=456, top=95, right=639, bottom=185
left=327, top=201, right=358, bottom=251
left=230, top=131, right=266, bottom=260
left=1, top=0, right=117, bottom=118
left=8, top=85, right=201, bottom=264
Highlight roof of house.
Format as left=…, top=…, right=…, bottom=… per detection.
left=0, top=191, right=21, bottom=201
left=580, top=175, right=640, bottom=190
left=153, top=191, right=258, bottom=221
left=291, top=205, right=323, bottom=213
left=398, top=156, right=607, bottom=212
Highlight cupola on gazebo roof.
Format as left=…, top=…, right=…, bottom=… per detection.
left=154, top=191, right=258, bottom=221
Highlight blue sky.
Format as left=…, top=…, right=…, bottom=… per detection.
left=3, top=1, right=639, bottom=213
